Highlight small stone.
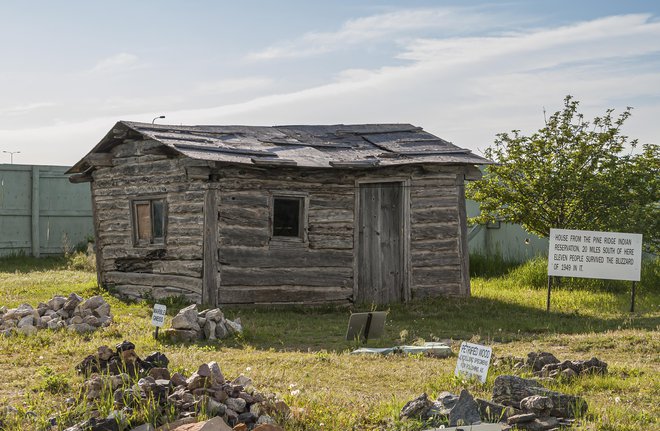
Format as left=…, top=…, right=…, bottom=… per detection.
left=84, top=315, right=101, bottom=327
left=164, top=328, right=199, bottom=342
left=232, top=375, right=252, bottom=387
left=224, top=319, right=242, bottom=335
left=148, top=367, right=171, bottom=380
left=82, top=296, right=106, bottom=310
left=170, top=372, right=187, bottom=387
left=171, top=304, right=200, bottom=331
left=208, top=361, right=225, bottom=384
left=70, top=315, right=83, bottom=324
left=520, top=395, right=554, bottom=416
left=255, top=415, right=276, bottom=425
left=17, top=315, right=34, bottom=328
left=47, top=296, right=66, bottom=311
left=116, top=340, right=136, bottom=352
left=144, top=351, right=169, bottom=368
left=16, top=325, right=37, bottom=336
left=448, top=389, right=481, bottom=427
left=206, top=309, right=224, bottom=322
left=98, top=345, right=114, bottom=361
left=68, top=323, right=96, bottom=333
left=215, top=321, right=229, bottom=339
left=204, top=320, right=217, bottom=340
left=94, top=302, right=111, bottom=319
left=225, top=397, right=247, bottom=413
left=399, top=393, right=433, bottom=419
left=508, top=413, right=537, bottom=424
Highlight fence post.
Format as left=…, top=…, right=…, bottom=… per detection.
left=31, top=166, right=40, bottom=257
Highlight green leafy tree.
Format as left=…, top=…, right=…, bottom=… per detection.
left=467, top=95, right=659, bottom=252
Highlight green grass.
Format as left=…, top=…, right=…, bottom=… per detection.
left=0, top=255, right=658, bottom=430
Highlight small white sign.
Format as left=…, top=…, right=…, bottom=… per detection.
left=455, top=341, right=492, bottom=383
left=151, top=304, right=167, bottom=327
left=548, top=228, right=642, bottom=281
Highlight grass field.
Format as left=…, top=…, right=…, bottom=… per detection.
left=0, top=255, right=658, bottom=430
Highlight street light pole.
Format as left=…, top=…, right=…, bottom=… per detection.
left=2, top=151, right=20, bottom=164
left=152, top=115, right=166, bottom=124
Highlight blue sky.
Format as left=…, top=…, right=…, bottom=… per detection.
left=1, top=0, right=659, bottom=165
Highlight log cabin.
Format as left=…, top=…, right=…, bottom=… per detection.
left=68, top=122, right=491, bottom=305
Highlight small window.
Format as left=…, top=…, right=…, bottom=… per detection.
left=132, top=199, right=166, bottom=245
left=272, top=196, right=304, bottom=238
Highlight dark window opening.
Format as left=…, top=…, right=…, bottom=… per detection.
left=273, top=197, right=302, bottom=237
left=133, top=199, right=166, bottom=245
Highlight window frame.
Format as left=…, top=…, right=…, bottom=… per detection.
left=130, top=196, right=167, bottom=246
left=269, top=192, right=308, bottom=245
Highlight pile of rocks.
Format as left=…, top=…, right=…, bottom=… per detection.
left=165, top=305, right=243, bottom=342
left=400, top=374, right=586, bottom=430
left=68, top=342, right=287, bottom=431
left=494, top=351, right=608, bottom=380
left=0, top=293, right=112, bottom=336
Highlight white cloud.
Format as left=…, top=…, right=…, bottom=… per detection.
left=195, top=77, right=273, bottom=95
left=246, top=7, right=509, bottom=60
left=0, top=101, right=57, bottom=116
left=85, top=53, right=142, bottom=74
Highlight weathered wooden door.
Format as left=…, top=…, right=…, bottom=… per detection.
left=357, top=182, right=405, bottom=304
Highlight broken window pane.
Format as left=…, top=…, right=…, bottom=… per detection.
left=273, top=197, right=301, bottom=237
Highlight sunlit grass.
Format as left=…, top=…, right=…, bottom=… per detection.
left=0, top=255, right=657, bottom=430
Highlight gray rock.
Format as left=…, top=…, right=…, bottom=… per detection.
left=208, top=361, right=225, bottom=385
left=508, top=413, right=537, bottom=424
left=82, top=295, right=106, bottom=310
left=16, top=325, right=37, bottom=336
left=70, top=315, right=83, bottom=324
left=94, top=302, right=111, bottom=319
left=171, top=304, right=200, bottom=331
left=68, top=323, right=96, bottom=333
left=232, top=375, right=252, bottom=387
left=476, top=397, right=515, bottom=422
left=17, top=315, right=34, bottom=328
left=526, top=352, right=559, bottom=372
left=225, top=319, right=242, bottom=335
left=256, top=414, right=277, bottom=425
left=399, top=393, right=433, bottom=420
left=63, top=293, right=83, bottom=313
left=206, top=308, right=224, bottom=322
left=84, top=315, right=101, bottom=327
left=493, top=375, right=587, bottom=419
left=448, top=389, right=481, bottom=427
left=164, top=328, right=199, bottom=342
left=48, top=296, right=67, bottom=311
left=15, top=303, right=35, bottom=318
left=225, top=396, right=247, bottom=413
left=206, top=397, right=226, bottom=416
left=215, top=320, right=229, bottom=339
left=204, top=320, right=217, bottom=340
left=520, top=395, right=553, bottom=416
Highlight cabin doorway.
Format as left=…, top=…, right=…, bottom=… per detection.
left=356, top=181, right=408, bottom=304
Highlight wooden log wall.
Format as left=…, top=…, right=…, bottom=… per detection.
left=92, top=140, right=208, bottom=302
left=215, top=166, right=355, bottom=304
left=90, top=138, right=471, bottom=304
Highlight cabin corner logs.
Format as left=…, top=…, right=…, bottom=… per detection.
left=89, top=152, right=473, bottom=305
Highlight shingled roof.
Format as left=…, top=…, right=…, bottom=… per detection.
left=68, top=121, right=491, bottom=173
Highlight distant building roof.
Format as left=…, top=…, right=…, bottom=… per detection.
left=68, top=121, right=491, bottom=174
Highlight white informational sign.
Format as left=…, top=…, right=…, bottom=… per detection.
left=454, top=342, right=492, bottom=383
left=151, top=304, right=167, bottom=327
left=548, top=229, right=642, bottom=281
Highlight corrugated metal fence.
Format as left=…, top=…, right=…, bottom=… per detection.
left=0, top=164, right=93, bottom=257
